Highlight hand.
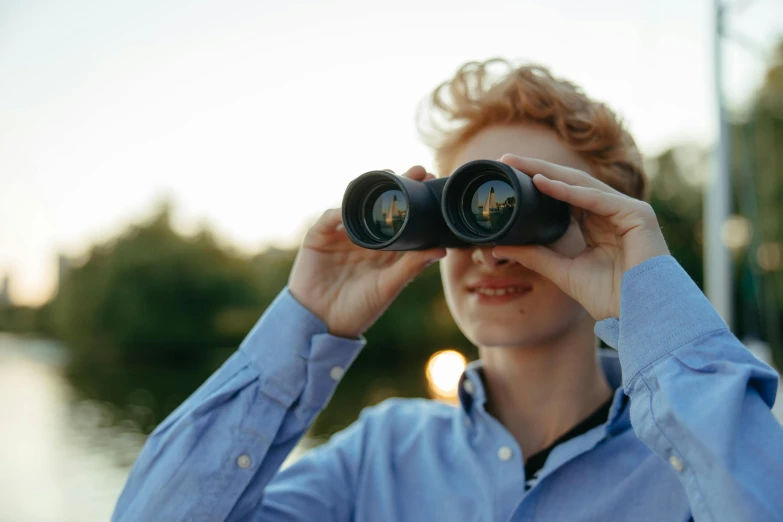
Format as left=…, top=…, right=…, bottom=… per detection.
left=288, top=166, right=447, bottom=338
left=492, top=155, right=670, bottom=321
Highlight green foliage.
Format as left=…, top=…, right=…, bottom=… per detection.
left=50, top=202, right=267, bottom=367
left=648, top=147, right=707, bottom=289
left=0, top=305, right=40, bottom=333
left=731, top=43, right=783, bottom=360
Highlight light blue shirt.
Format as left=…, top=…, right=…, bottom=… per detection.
left=113, top=256, right=783, bottom=521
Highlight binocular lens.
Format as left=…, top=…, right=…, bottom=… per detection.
left=464, top=178, right=516, bottom=236
left=364, top=186, right=407, bottom=241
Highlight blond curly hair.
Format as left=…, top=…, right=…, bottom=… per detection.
left=418, top=59, right=647, bottom=200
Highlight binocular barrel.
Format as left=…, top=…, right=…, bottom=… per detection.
left=342, top=159, right=570, bottom=251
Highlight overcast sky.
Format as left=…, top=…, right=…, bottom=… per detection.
left=1, top=0, right=782, bottom=304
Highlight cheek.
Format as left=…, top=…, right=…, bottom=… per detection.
left=439, top=250, right=469, bottom=303
left=548, top=217, right=586, bottom=258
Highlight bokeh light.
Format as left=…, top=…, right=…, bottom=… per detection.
left=425, top=350, right=467, bottom=403
left=756, top=242, right=783, bottom=272
left=721, top=215, right=753, bottom=250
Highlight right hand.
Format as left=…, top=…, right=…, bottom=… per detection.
left=288, top=165, right=447, bottom=339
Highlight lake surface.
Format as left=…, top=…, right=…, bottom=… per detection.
left=0, top=334, right=320, bottom=522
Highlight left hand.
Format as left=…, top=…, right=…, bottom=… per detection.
left=492, top=154, right=670, bottom=321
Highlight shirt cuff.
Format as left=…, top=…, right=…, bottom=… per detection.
left=595, top=255, right=729, bottom=389
left=239, top=287, right=366, bottom=408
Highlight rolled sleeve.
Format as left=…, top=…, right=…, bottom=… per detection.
left=597, top=256, right=729, bottom=389
left=600, top=255, right=783, bottom=522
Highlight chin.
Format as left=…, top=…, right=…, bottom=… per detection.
left=464, top=323, right=560, bottom=349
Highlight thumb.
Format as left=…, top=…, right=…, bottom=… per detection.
left=492, top=245, right=572, bottom=293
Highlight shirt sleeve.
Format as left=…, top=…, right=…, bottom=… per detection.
left=111, top=288, right=366, bottom=522
left=595, top=256, right=783, bottom=522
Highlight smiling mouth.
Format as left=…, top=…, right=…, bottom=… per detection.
left=469, top=283, right=532, bottom=297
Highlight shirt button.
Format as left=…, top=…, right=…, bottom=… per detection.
left=329, top=366, right=345, bottom=381
left=498, top=446, right=513, bottom=462
left=669, top=455, right=684, bottom=472
left=237, top=454, right=252, bottom=469
left=463, top=380, right=475, bottom=395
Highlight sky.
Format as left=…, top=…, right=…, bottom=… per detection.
left=1, top=0, right=782, bottom=305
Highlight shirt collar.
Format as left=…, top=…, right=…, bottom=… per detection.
left=458, top=348, right=630, bottom=433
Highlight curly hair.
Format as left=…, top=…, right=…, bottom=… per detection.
left=418, top=59, right=647, bottom=200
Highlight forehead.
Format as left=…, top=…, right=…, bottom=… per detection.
left=450, top=123, right=592, bottom=175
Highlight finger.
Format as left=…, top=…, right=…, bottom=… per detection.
left=401, top=165, right=428, bottom=182
left=499, top=154, right=622, bottom=196
left=492, top=245, right=573, bottom=293
left=311, top=208, right=343, bottom=234
left=532, top=174, right=631, bottom=220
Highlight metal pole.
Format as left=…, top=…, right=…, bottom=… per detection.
left=706, top=0, right=733, bottom=327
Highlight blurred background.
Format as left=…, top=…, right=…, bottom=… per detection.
left=1, top=0, right=783, bottom=520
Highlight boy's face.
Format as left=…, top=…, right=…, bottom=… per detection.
left=440, top=123, right=595, bottom=348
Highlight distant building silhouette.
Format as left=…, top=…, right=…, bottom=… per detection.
left=57, top=254, right=73, bottom=296
left=0, top=274, right=11, bottom=306
left=482, top=187, right=497, bottom=220
left=385, top=195, right=400, bottom=227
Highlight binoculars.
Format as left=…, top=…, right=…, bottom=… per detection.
left=342, top=159, right=570, bottom=250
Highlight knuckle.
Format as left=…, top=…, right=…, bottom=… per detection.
left=635, top=201, right=657, bottom=219
left=317, top=208, right=341, bottom=224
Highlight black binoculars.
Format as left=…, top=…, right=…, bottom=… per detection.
left=341, top=159, right=570, bottom=250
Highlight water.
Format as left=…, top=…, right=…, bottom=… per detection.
left=0, top=334, right=127, bottom=521
left=0, top=335, right=316, bottom=522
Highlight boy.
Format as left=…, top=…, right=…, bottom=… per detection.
left=113, top=59, right=783, bottom=521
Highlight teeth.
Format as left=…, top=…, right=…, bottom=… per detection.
left=475, top=286, right=522, bottom=296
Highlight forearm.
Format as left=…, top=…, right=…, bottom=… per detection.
left=112, top=289, right=365, bottom=522
left=597, top=256, right=783, bottom=522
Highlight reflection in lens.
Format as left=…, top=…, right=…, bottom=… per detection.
left=366, top=189, right=407, bottom=240
left=467, top=180, right=515, bottom=234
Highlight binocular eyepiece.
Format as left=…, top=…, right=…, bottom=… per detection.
left=342, top=159, right=570, bottom=250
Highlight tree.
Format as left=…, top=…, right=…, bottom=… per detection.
left=50, top=202, right=265, bottom=367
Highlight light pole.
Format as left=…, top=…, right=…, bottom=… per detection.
left=706, top=0, right=734, bottom=327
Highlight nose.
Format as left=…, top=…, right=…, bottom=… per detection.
left=471, top=247, right=509, bottom=268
